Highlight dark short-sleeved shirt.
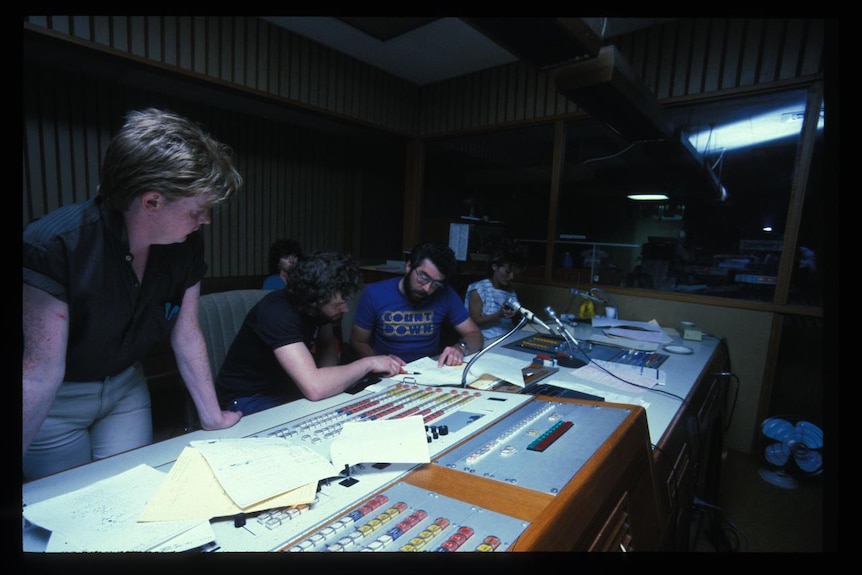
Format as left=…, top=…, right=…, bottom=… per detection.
left=352, top=277, right=470, bottom=363
left=23, top=196, right=207, bottom=381
left=215, top=289, right=320, bottom=406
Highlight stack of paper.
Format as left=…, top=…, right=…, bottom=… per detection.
left=140, top=439, right=339, bottom=522
left=23, top=465, right=214, bottom=552
left=589, top=318, right=673, bottom=349
left=23, top=416, right=432, bottom=552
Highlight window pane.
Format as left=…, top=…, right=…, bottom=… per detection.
left=423, top=124, right=554, bottom=279
left=422, top=87, right=823, bottom=307
left=558, top=87, right=821, bottom=302
left=789, top=121, right=824, bottom=307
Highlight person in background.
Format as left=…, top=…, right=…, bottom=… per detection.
left=350, top=241, right=483, bottom=366
left=464, top=240, right=528, bottom=342
left=262, top=238, right=303, bottom=290
left=23, top=108, right=245, bottom=481
left=216, top=252, right=405, bottom=416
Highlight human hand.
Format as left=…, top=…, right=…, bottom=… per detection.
left=437, top=344, right=465, bottom=367
left=199, top=409, right=243, bottom=431
left=369, top=354, right=406, bottom=377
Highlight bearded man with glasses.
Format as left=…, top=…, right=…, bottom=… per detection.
left=350, top=242, right=483, bottom=367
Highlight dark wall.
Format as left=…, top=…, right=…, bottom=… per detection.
left=22, top=34, right=407, bottom=274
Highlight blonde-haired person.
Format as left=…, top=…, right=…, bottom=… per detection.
left=23, top=108, right=245, bottom=480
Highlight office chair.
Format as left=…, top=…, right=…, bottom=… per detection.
left=186, top=289, right=269, bottom=430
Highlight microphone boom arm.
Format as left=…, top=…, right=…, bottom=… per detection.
left=546, top=306, right=582, bottom=358
left=460, top=315, right=529, bottom=388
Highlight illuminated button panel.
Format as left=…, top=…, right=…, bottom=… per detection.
left=435, top=399, right=631, bottom=494
left=285, top=482, right=528, bottom=552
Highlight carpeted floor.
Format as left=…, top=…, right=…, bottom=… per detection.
left=691, top=449, right=828, bottom=552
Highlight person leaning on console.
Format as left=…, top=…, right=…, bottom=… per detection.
left=350, top=241, right=484, bottom=367
left=464, top=239, right=528, bottom=343
left=216, top=251, right=406, bottom=416
left=22, top=108, right=245, bottom=481
left=262, top=238, right=303, bottom=290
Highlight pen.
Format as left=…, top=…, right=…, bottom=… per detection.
left=400, top=370, right=422, bottom=375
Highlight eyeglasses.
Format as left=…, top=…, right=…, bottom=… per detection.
left=413, top=268, right=445, bottom=290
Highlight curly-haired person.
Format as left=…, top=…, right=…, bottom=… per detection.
left=215, top=251, right=405, bottom=416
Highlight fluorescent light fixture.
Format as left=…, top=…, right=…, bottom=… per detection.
left=627, top=194, right=669, bottom=201
left=687, top=104, right=824, bottom=154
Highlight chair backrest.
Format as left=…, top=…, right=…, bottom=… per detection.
left=198, top=289, right=269, bottom=379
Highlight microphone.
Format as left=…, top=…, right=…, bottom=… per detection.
left=504, top=297, right=552, bottom=332
left=545, top=306, right=586, bottom=367
left=544, top=305, right=565, bottom=330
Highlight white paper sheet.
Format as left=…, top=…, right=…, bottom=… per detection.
left=567, top=359, right=663, bottom=393
left=190, top=438, right=341, bottom=509
left=139, top=446, right=318, bottom=522
left=465, top=353, right=530, bottom=387
left=23, top=464, right=206, bottom=552
left=586, top=333, right=660, bottom=351
left=401, top=356, right=476, bottom=386
left=604, top=327, right=673, bottom=344
left=330, top=415, right=430, bottom=469
left=448, top=222, right=470, bottom=261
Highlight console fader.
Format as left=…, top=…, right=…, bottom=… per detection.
left=275, top=398, right=637, bottom=552
left=208, top=382, right=532, bottom=552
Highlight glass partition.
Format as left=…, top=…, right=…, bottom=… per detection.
left=423, top=86, right=824, bottom=305
left=559, top=86, right=824, bottom=301
left=423, top=123, right=555, bottom=281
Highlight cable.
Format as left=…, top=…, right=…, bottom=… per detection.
left=712, top=337, right=740, bottom=433
left=582, top=142, right=635, bottom=164
left=710, top=148, right=725, bottom=171
left=692, top=497, right=750, bottom=552
left=651, top=443, right=684, bottom=517
left=579, top=353, right=687, bottom=402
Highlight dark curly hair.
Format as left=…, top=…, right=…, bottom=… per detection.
left=407, top=242, right=457, bottom=279
left=284, top=251, right=361, bottom=315
left=268, top=238, right=303, bottom=274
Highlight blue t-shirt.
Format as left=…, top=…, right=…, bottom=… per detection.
left=262, top=274, right=286, bottom=290
left=353, top=277, right=469, bottom=363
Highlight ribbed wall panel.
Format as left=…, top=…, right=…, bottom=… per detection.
left=25, top=16, right=822, bottom=137
left=416, top=63, right=580, bottom=137
left=419, top=18, right=822, bottom=133
left=615, top=18, right=823, bottom=101
left=22, top=16, right=824, bottom=277
left=21, top=64, right=362, bottom=277
left=24, top=15, right=420, bottom=136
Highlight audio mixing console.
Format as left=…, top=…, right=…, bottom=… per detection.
left=24, top=378, right=651, bottom=553
left=207, top=382, right=532, bottom=552
left=505, top=334, right=669, bottom=368
left=282, top=481, right=528, bottom=552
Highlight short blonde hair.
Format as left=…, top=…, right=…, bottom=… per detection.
left=99, top=108, right=243, bottom=210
